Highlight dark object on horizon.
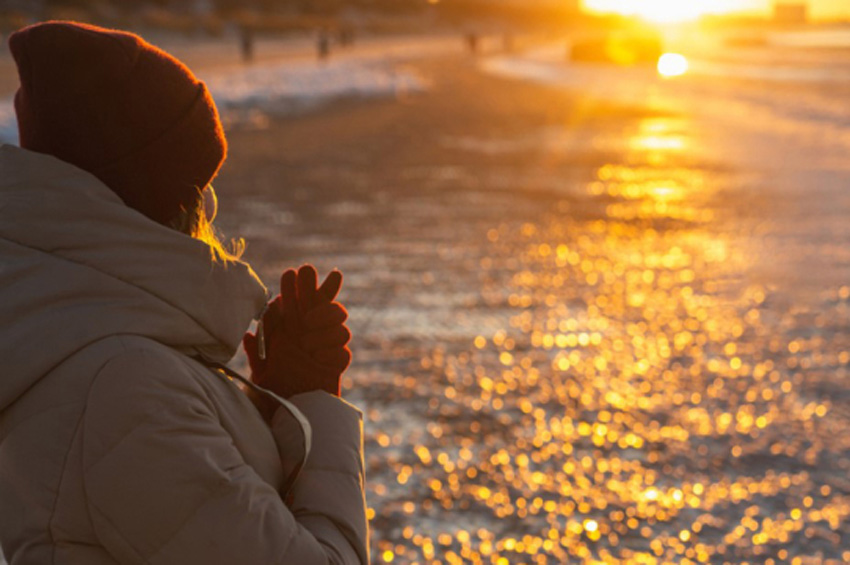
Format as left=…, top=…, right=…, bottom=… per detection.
left=239, top=25, right=254, bottom=63
left=338, top=27, right=355, bottom=47
left=317, top=29, right=330, bottom=60
left=466, top=33, right=479, bottom=55
left=570, top=34, right=663, bottom=66
left=773, top=2, right=808, bottom=25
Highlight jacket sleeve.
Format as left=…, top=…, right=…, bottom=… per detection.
left=81, top=349, right=368, bottom=565
left=282, top=392, right=368, bottom=565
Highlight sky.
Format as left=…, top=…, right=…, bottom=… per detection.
left=582, top=0, right=850, bottom=21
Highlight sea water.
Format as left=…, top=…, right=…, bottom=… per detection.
left=353, top=29, right=850, bottom=562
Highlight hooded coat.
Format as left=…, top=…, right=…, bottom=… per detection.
left=0, top=145, right=368, bottom=564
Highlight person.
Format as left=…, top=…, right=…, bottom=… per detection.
left=0, top=21, right=368, bottom=564
left=240, top=24, right=255, bottom=64
left=317, top=29, right=331, bottom=61
left=465, top=32, right=479, bottom=55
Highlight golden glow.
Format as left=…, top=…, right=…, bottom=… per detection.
left=657, top=53, right=689, bottom=78
left=628, top=118, right=687, bottom=153
left=584, top=0, right=749, bottom=23
left=364, top=66, right=848, bottom=562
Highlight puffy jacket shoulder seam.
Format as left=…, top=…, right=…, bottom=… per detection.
left=81, top=336, right=162, bottom=563
left=47, top=337, right=136, bottom=565
left=47, top=410, right=87, bottom=565
left=80, top=339, right=190, bottom=564
left=80, top=340, right=198, bottom=470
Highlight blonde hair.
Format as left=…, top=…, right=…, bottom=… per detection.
left=170, top=190, right=245, bottom=263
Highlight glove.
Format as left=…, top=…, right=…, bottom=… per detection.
left=243, top=265, right=352, bottom=399
left=244, top=266, right=351, bottom=398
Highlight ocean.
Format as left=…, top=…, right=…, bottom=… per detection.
left=481, top=28, right=850, bottom=295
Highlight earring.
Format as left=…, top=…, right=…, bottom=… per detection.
left=203, top=185, right=218, bottom=223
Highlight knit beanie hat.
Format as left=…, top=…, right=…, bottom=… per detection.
left=8, top=21, right=226, bottom=226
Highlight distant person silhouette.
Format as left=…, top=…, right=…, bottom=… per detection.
left=318, top=29, right=331, bottom=61
left=0, top=21, right=368, bottom=565
left=338, top=26, right=355, bottom=47
left=466, top=32, right=479, bottom=54
left=240, top=24, right=255, bottom=63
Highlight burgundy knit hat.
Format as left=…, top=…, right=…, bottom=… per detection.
left=8, top=21, right=226, bottom=226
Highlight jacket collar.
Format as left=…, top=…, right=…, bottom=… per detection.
left=0, top=145, right=267, bottom=411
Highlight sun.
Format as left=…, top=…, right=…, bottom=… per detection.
left=657, top=53, right=689, bottom=77
left=583, top=0, right=748, bottom=24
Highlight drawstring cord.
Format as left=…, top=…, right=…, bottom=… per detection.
left=195, top=356, right=312, bottom=499
left=256, top=291, right=274, bottom=361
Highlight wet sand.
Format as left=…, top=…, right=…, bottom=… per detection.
left=215, top=49, right=850, bottom=564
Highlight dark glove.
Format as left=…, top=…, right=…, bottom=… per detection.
left=243, top=265, right=351, bottom=399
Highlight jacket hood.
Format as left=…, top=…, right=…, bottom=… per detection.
left=0, top=144, right=267, bottom=411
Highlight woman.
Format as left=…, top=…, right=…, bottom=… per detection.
left=0, top=21, right=367, bottom=564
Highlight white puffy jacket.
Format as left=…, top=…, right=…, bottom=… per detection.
left=0, top=145, right=368, bottom=564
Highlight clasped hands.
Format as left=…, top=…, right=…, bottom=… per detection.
left=243, top=265, right=351, bottom=418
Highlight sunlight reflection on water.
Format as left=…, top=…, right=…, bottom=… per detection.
left=221, top=58, right=850, bottom=561
left=351, top=113, right=850, bottom=563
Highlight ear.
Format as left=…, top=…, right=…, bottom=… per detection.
left=203, top=185, right=218, bottom=222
